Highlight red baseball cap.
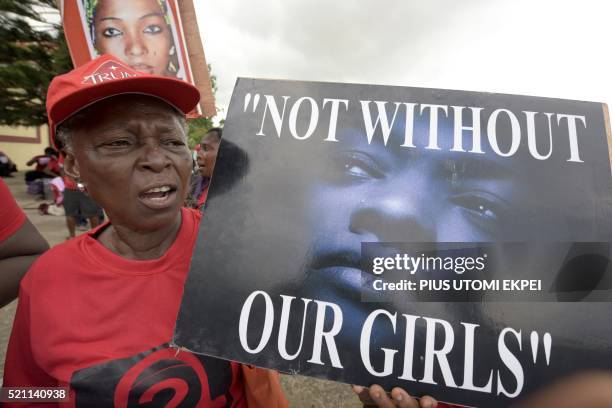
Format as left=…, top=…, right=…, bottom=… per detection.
left=46, top=54, right=200, bottom=148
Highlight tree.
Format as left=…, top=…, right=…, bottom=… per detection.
left=0, top=0, right=72, bottom=127
left=186, top=64, right=223, bottom=148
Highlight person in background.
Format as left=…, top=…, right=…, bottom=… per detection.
left=49, top=175, right=65, bottom=207
left=37, top=172, right=66, bottom=217
left=188, top=127, right=222, bottom=208
left=24, top=147, right=60, bottom=183
left=0, top=178, right=49, bottom=308
left=59, top=156, right=102, bottom=238
left=0, top=150, right=18, bottom=177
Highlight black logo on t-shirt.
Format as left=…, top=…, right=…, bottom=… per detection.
left=70, top=344, right=235, bottom=407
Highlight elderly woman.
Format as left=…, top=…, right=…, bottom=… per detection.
left=2, top=55, right=285, bottom=407
left=3, top=54, right=442, bottom=408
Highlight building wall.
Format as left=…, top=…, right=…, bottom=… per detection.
left=0, top=125, right=51, bottom=171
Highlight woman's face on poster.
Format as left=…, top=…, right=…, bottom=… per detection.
left=306, top=122, right=535, bottom=300
left=93, top=0, right=173, bottom=76
left=301, top=116, right=601, bottom=330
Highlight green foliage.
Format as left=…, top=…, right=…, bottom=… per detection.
left=186, top=64, right=221, bottom=148
left=0, top=0, right=72, bottom=127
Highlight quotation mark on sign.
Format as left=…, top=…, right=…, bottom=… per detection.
left=529, top=331, right=552, bottom=365
left=243, top=93, right=261, bottom=113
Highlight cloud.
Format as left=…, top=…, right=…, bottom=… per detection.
left=195, top=0, right=612, bottom=119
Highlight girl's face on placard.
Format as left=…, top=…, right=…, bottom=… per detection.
left=304, top=124, right=536, bottom=303
left=300, top=117, right=602, bottom=338
left=93, top=0, right=173, bottom=77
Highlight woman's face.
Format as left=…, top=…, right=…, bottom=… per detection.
left=93, top=0, right=173, bottom=76
left=196, top=132, right=220, bottom=179
left=305, top=127, right=538, bottom=300
left=300, top=120, right=591, bottom=328
left=65, top=94, right=191, bottom=232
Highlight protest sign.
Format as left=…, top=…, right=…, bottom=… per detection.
left=174, top=78, right=612, bottom=407
left=58, top=0, right=214, bottom=116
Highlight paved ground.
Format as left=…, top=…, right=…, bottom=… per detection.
left=0, top=173, right=360, bottom=407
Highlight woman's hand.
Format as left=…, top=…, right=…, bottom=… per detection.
left=351, top=371, right=612, bottom=408
left=352, top=385, right=438, bottom=408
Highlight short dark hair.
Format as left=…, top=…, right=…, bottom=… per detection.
left=204, top=127, right=223, bottom=142
left=44, top=147, right=58, bottom=157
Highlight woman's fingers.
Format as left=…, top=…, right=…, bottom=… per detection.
left=352, top=384, right=435, bottom=408
left=390, top=387, right=421, bottom=408
left=352, top=385, right=375, bottom=405
left=367, top=385, right=398, bottom=408
left=418, top=395, right=438, bottom=408
left=351, top=385, right=364, bottom=394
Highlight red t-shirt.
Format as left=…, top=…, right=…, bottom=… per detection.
left=30, top=155, right=50, bottom=172
left=0, top=178, right=26, bottom=242
left=47, top=157, right=61, bottom=175
left=3, top=208, right=247, bottom=407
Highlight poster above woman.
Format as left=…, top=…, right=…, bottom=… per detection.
left=58, top=0, right=215, bottom=117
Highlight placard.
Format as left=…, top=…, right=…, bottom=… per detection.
left=59, top=0, right=215, bottom=116
left=175, top=78, right=612, bottom=407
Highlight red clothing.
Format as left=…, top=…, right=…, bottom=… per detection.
left=29, top=155, right=51, bottom=172
left=62, top=175, right=79, bottom=191
left=58, top=156, right=79, bottom=190
left=197, top=184, right=210, bottom=207
left=0, top=178, right=26, bottom=242
left=29, top=155, right=60, bottom=175
left=47, top=156, right=61, bottom=175
left=4, top=208, right=253, bottom=407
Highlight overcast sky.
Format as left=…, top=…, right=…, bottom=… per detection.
left=194, top=0, right=612, bottom=121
